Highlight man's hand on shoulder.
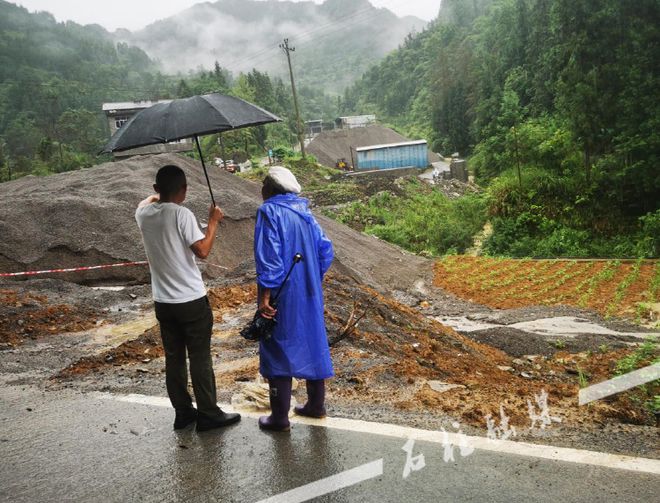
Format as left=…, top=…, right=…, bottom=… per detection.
left=138, top=194, right=160, bottom=208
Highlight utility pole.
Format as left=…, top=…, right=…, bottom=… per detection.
left=280, top=38, right=306, bottom=158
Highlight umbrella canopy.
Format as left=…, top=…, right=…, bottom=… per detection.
left=103, top=94, right=281, bottom=153
left=101, top=93, right=281, bottom=204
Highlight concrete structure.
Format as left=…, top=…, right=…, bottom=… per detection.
left=102, top=101, right=193, bottom=158
left=450, top=159, right=469, bottom=182
left=305, top=119, right=323, bottom=139
left=335, top=115, right=376, bottom=129
left=355, top=140, right=429, bottom=171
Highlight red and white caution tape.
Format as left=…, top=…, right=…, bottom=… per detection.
left=0, top=261, right=148, bottom=278
left=0, top=259, right=230, bottom=278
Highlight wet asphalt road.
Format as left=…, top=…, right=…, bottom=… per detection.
left=0, top=385, right=658, bottom=503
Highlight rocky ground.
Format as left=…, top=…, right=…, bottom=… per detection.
left=1, top=266, right=657, bottom=460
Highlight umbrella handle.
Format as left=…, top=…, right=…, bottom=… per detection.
left=194, top=135, right=216, bottom=207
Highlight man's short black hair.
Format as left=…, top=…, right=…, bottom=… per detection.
left=156, top=165, right=186, bottom=197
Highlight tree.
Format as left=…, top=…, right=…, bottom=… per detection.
left=214, top=61, right=228, bottom=90
left=55, top=109, right=104, bottom=154
left=37, top=136, right=54, bottom=162
left=176, top=79, right=192, bottom=98
left=4, top=114, right=41, bottom=159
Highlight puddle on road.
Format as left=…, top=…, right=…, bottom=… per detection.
left=436, top=315, right=658, bottom=340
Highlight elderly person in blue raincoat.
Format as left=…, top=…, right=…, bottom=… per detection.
left=254, top=166, right=334, bottom=432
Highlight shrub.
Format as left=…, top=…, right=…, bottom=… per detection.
left=635, top=210, right=660, bottom=258
left=335, top=183, right=487, bottom=256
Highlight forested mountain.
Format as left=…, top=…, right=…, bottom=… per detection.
left=117, top=0, right=426, bottom=93
left=343, top=0, right=660, bottom=257
left=0, top=0, right=162, bottom=176
left=0, top=1, right=330, bottom=179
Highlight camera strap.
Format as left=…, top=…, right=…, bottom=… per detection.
left=271, top=253, right=303, bottom=305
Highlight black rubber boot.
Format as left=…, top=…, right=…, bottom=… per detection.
left=259, top=377, right=292, bottom=432
left=294, top=379, right=327, bottom=418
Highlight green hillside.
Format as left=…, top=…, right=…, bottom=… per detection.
left=340, top=0, right=660, bottom=258
left=0, top=1, right=327, bottom=179
left=0, top=0, right=161, bottom=176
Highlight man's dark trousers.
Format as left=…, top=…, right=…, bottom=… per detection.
left=154, top=296, right=221, bottom=418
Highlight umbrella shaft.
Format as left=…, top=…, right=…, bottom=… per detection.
left=194, top=135, right=216, bottom=207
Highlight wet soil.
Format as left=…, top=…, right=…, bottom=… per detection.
left=56, top=325, right=163, bottom=379
left=3, top=267, right=656, bottom=460
left=0, top=288, right=99, bottom=348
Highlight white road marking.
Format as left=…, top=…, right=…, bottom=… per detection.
left=103, top=393, right=660, bottom=475
left=579, top=363, right=660, bottom=405
left=254, top=459, right=383, bottom=503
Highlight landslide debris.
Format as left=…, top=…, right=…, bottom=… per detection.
left=0, top=153, right=261, bottom=284
left=0, top=152, right=430, bottom=293
left=4, top=153, right=656, bottom=445
left=0, top=288, right=98, bottom=348
left=56, top=325, right=163, bottom=378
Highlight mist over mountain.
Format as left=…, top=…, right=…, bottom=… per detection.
left=117, top=0, right=427, bottom=93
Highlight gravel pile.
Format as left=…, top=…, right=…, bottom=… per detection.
left=0, top=153, right=260, bottom=284
left=307, top=124, right=441, bottom=168
left=0, top=153, right=431, bottom=292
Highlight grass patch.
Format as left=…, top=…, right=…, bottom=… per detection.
left=614, top=338, right=659, bottom=416
left=335, top=180, right=487, bottom=256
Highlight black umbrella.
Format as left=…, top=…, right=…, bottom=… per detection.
left=102, top=93, right=281, bottom=205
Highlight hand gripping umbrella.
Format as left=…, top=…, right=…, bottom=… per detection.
left=101, top=93, right=281, bottom=205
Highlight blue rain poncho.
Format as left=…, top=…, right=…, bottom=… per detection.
left=254, top=193, right=334, bottom=380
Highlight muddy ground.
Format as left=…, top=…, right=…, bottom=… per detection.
left=1, top=266, right=657, bottom=460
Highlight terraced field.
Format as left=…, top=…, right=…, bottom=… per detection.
left=434, top=257, right=660, bottom=323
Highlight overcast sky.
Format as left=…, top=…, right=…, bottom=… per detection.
left=14, top=0, right=441, bottom=31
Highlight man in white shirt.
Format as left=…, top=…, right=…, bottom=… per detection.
left=136, top=164, right=240, bottom=432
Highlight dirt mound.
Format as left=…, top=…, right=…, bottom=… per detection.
left=324, top=272, right=658, bottom=428
left=56, top=325, right=163, bottom=378
left=0, top=153, right=261, bottom=284
left=0, top=153, right=430, bottom=292
left=308, top=125, right=441, bottom=168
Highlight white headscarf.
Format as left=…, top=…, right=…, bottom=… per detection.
left=268, top=166, right=301, bottom=194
